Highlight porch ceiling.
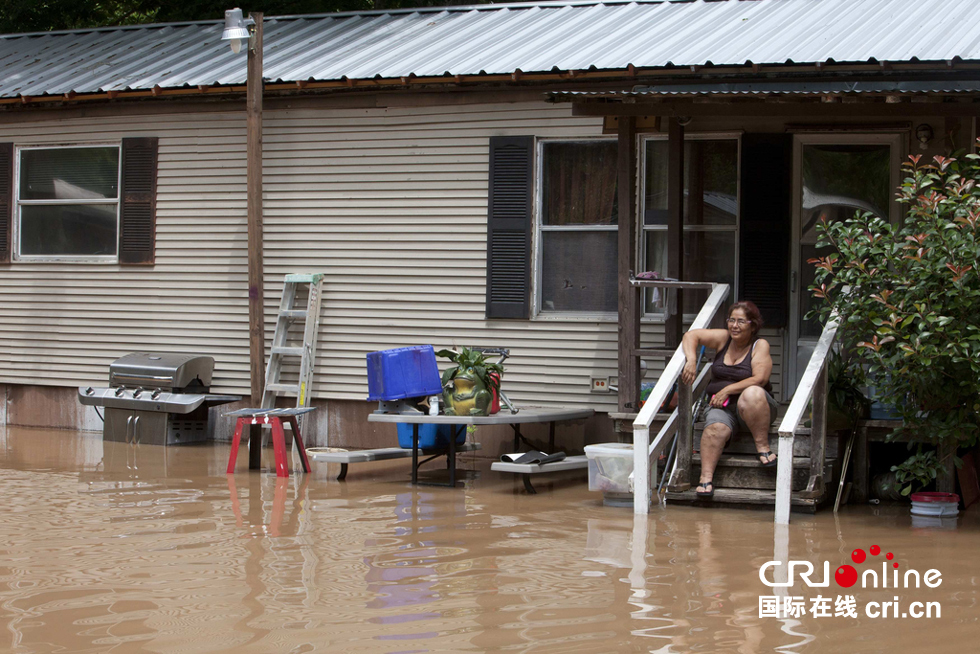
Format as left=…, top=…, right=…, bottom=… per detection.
left=558, top=77, right=980, bottom=116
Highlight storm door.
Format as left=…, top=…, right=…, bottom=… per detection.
left=785, top=134, right=903, bottom=395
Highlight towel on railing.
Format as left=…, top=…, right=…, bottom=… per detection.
left=635, top=271, right=677, bottom=315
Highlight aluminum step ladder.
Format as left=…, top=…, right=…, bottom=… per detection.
left=261, top=273, right=324, bottom=411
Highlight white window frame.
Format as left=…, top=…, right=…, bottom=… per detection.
left=532, top=136, right=620, bottom=321
left=14, top=143, right=122, bottom=263
left=639, top=132, right=741, bottom=321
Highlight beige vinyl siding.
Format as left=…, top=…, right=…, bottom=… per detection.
left=0, top=100, right=783, bottom=410
left=0, top=111, right=252, bottom=392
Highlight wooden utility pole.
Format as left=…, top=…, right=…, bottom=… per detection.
left=247, top=13, right=265, bottom=470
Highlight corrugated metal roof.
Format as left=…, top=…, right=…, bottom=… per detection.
left=3, top=0, right=980, bottom=100
left=556, top=80, right=980, bottom=97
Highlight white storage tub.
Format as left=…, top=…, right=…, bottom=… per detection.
left=910, top=492, right=959, bottom=517
left=585, top=443, right=634, bottom=507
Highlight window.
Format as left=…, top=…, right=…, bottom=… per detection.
left=16, top=145, right=120, bottom=260
left=642, top=137, right=739, bottom=315
left=537, top=139, right=618, bottom=314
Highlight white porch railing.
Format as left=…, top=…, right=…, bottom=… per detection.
left=630, top=362, right=713, bottom=495
left=774, top=316, right=839, bottom=524
left=629, top=282, right=730, bottom=514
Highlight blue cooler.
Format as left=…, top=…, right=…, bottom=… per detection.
left=396, top=423, right=465, bottom=449
left=366, top=345, right=442, bottom=401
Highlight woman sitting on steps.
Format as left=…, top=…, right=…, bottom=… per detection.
left=680, top=300, right=777, bottom=499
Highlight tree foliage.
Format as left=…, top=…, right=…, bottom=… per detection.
left=0, top=0, right=494, bottom=34
left=809, top=146, right=980, bottom=489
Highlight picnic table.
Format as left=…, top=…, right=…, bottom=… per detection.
left=310, top=407, right=595, bottom=492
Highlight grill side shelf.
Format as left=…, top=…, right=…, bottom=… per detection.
left=77, top=387, right=207, bottom=414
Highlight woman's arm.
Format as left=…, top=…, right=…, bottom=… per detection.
left=680, top=328, right=729, bottom=385
left=712, top=339, right=773, bottom=402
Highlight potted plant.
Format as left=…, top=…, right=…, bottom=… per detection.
left=435, top=347, right=504, bottom=416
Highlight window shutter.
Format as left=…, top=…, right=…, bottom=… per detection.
left=0, top=143, right=12, bottom=263
left=486, top=136, right=533, bottom=319
left=119, top=137, right=158, bottom=265
left=739, top=134, right=792, bottom=328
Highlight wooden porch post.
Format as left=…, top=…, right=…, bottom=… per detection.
left=665, top=117, right=684, bottom=348
left=618, top=116, right=640, bottom=413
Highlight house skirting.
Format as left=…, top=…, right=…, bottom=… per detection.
left=0, top=384, right=614, bottom=458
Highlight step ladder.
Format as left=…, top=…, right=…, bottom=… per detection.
left=262, top=273, right=324, bottom=411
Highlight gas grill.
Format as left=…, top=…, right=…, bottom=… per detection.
left=78, top=353, right=240, bottom=445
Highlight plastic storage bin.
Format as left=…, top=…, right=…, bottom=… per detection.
left=397, top=423, right=464, bottom=449
left=585, top=443, right=634, bottom=506
left=366, top=345, right=442, bottom=402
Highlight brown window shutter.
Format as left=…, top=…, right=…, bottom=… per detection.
left=0, top=143, right=12, bottom=263
left=119, top=137, right=158, bottom=265
left=486, top=136, right=533, bottom=319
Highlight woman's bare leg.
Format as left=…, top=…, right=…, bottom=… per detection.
left=738, top=386, right=775, bottom=463
left=698, top=422, right=733, bottom=489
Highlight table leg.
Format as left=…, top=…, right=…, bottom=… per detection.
left=226, top=418, right=245, bottom=474
left=271, top=418, right=289, bottom=478
left=411, top=424, right=419, bottom=485
left=449, top=426, right=457, bottom=487
left=513, top=424, right=520, bottom=451
left=286, top=416, right=312, bottom=473
left=522, top=474, right=536, bottom=494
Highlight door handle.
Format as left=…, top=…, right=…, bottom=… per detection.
left=133, top=415, right=141, bottom=445
left=126, top=415, right=134, bottom=444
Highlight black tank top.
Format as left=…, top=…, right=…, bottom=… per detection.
left=705, top=337, right=772, bottom=397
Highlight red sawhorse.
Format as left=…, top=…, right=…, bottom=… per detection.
left=225, top=408, right=314, bottom=478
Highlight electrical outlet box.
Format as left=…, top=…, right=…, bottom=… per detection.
left=590, top=376, right=610, bottom=393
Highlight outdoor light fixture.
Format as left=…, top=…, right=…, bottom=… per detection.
left=916, top=123, right=934, bottom=149
left=221, top=8, right=255, bottom=54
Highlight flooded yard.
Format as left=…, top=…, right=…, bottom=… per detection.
left=0, top=426, right=976, bottom=653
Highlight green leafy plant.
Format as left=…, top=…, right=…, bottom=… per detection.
left=890, top=448, right=939, bottom=496
left=808, top=146, right=980, bottom=483
left=435, top=347, right=504, bottom=396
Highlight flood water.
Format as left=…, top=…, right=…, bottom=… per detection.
left=0, top=427, right=977, bottom=653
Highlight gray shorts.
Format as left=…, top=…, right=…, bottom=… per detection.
left=703, top=390, right=778, bottom=435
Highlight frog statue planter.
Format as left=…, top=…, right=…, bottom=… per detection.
left=435, top=347, right=504, bottom=417
left=442, top=365, right=492, bottom=416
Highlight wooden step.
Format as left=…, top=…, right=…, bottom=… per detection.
left=694, top=430, right=840, bottom=457
left=664, top=487, right=820, bottom=512
left=690, top=454, right=813, bottom=491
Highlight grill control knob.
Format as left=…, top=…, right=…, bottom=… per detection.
left=114, top=386, right=125, bottom=397
left=151, top=389, right=162, bottom=399
left=84, top=387, right=94, bottom=395
left=132, top=387, right=143, bottom=398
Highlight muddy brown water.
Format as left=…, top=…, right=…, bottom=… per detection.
left=0, top=427, right=976, bottom=653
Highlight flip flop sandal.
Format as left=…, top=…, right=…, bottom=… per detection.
left=696, top=481, right=714, bottom=498
left=758, top=451, right=777, bottom=468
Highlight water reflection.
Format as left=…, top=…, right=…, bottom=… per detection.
left=0, top=427, right=977, bottom=653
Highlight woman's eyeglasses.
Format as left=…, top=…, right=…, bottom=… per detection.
left=726, top=318, right=750, bottom=326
